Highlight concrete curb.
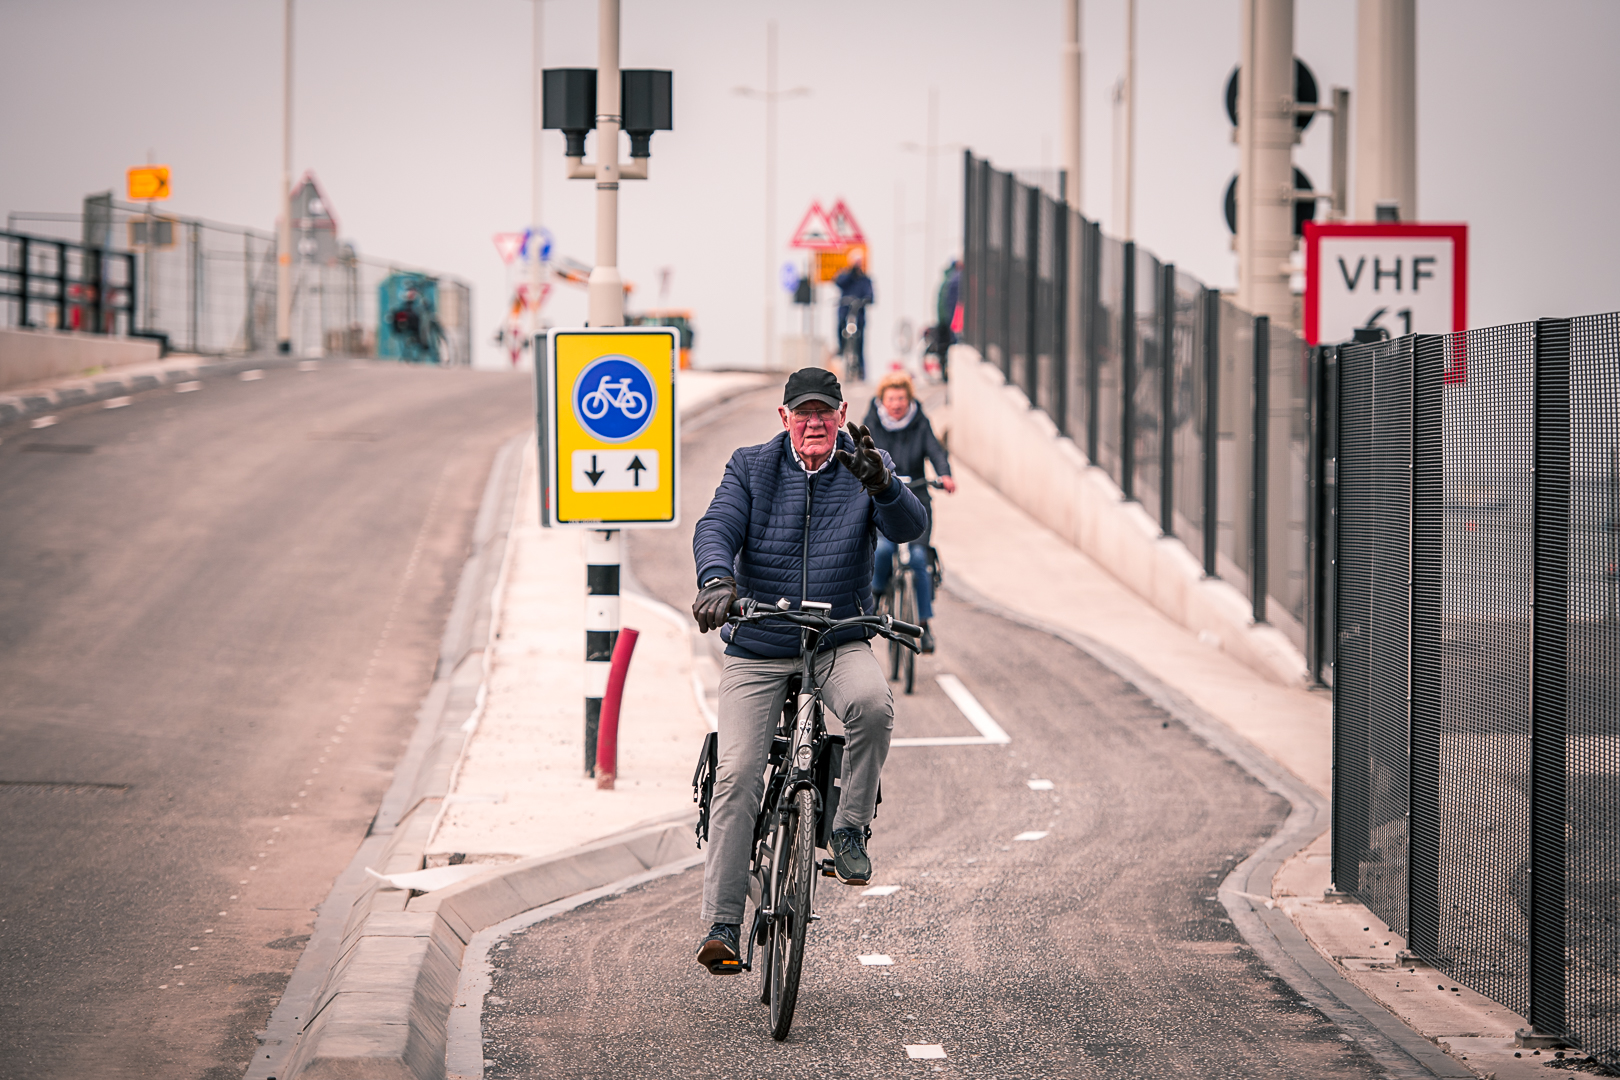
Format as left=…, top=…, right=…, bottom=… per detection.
left=944, top=345, right=1310, bottom=689
left=0, top=352, right=318, bottom=431
left=939, top=576, right=1471, bottom=1079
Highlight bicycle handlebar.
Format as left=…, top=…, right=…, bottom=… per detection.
left=725, top=599, right=922, bottom=642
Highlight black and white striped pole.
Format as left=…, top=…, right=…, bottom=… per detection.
left=583, top=528, right=621, bottom=775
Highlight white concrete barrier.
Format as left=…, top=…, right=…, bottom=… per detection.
left=947, top=344, right=1308, bottom=688
left=0, top=328, right=162, bottom=393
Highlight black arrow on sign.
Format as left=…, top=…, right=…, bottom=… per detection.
left=627, top=455, right=647, bottom=487
left=585, top=455, right=605, bottom=486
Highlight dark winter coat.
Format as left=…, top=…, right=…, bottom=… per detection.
left=861, top=399, right=952, bottom=545
left=693, top=428, right=928, bottom=658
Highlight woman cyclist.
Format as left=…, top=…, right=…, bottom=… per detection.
left=862, top=369, right=955, bottom=653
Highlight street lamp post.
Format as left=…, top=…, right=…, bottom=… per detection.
left=734, top=21, right=808, bottom=372
left=276, top=0, right=294, bottom=354
left=529, top=0, right=549, bottom=348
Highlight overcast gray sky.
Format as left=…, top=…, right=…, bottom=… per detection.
left=3, top=0, right=1616, bottom=369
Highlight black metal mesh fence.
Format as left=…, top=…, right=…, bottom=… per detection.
left=1335, top=315, right=1620, bottom=1066
left=1131, top=249, right=1162, bottom=513
left=1569, top=312, right=1620, bottom=1065
left=1170, top=271, right=1207, bottom=556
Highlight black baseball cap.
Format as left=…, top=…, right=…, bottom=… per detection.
left=782, top=367, right=843, bottom=410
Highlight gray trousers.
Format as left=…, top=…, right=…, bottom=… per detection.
left=700, top=640, right=893, bottom=925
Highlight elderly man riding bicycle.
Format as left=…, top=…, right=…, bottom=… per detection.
left=690, top=366, right=927, bottom=974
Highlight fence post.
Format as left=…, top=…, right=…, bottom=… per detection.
left=123, top=252, right=137, bottom=336
left=1408, top=334, right=1445, bottom=964
left=1121, top=241, right=1137, bottom=500
left=1202, top=292, right=1220, bottom=576
left=1026, top=187, right=1040, bottom=402
left=18, top=235, right=29, bottom=329
left=1160, top=262, right=1176, bottom=534
left=54, top=241, right=68, bottom=331
left=1306, top=344, right=1339, bottom=682
left=1085, top=220, right=1102, bottom=465
left=1053, top=202, right=1068, bottom=435
left=1000, top=171, right=1015, bottom=381
left=1527, top=317, right=1572, bottom=1042
left=89, top=246, right=105, bottom=335
left=1250, top=314, right=1269, bottom=623
left=189, top=222, right=201, bottom=353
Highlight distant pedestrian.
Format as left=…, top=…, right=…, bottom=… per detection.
left=834, top=252, right=874, bottom=382
left=929, top=258, right=961, bottom=380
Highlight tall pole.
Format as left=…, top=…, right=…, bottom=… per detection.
left=1353, top=0, right=1416, bottom=222
left=1122, top=0, right=1136, bottom=240
left=587, top=0, right=624, bottom=328
left=276, top=0, right=294, bottom=354
left=1237, top=0, right=1295, bottom=330
left=924, top=86, right=938, bottom=298
left=583, top=0, right=624, bottom=775
left=764, top=20, right=777, bottom=371
left=1061, top=0, right=1084, bottom=213
left=893, top=180, right=905, bottom=354
left=530, top=0, right=547, bottom=348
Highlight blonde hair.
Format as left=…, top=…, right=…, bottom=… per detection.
left=874, top=369, right=915, bottom=402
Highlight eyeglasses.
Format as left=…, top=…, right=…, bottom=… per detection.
left=788, top=407, right=839, bottom=427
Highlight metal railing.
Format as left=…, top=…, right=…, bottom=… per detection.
left=4, top=205, right=472, bottom=364
left=962, top=151, right=1327, bottom=673
left=1333, top=314, right=1620, bottom=1065
left=0, top=232, right=137, bottom=337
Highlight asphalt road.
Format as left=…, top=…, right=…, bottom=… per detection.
left=479, top=386, right=1386, bottom=1078
left=0, top=359, right=530, bottom=1079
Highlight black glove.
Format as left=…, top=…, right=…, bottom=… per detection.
left=834, top=422, right=892, bottom=497
left=692, top=576, right=737, bottom=634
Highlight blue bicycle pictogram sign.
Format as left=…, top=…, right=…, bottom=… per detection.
left=572, top=355, right=657, bottom=443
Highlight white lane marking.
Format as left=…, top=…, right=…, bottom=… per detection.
left=858, top=954, right=893, bottom=966
left=905, top=1045, right=947, bottom=1060
left=862, top=884, right=901, bottom=897
left=175, top=381, right=200, bottom=393
left=239, top=369, right=264, bottom=381
left=297, top=360, right=320, bottom=371
left=1027, top=779, right=1055, bottom=791
left=30, top=415, right=58, bottom=428
left=104, top=396, right=131, bottom=409
left=1013, top=831, right=1049, bottom=842
left=891, top=674, right=1010, bottom=747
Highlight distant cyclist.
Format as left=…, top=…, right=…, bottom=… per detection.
left=834, top=252, right=874, bottom=381
left=689, top=367, right=927, bottom=975
left=862, top=369, right=955, bottom=654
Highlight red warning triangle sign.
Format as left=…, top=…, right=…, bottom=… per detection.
left=493, top=232, right=526, bottom=265
left=789, top=201, right=841, bottom=250
left=826, top=199, right=866, bottom=245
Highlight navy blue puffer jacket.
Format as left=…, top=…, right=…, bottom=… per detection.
left=694, top=428, right=928, bottom=658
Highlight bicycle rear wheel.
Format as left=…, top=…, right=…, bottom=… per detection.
left=767, top=787, right=816, bottom=1040
left=899, top=571, right=918, bottom=695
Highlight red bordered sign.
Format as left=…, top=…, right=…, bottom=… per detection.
left=1304, top=222, right=1468, bottom=380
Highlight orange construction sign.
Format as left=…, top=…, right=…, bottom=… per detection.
left=127, top=166, right=171, bottom=201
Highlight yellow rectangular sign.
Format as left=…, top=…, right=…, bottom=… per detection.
left=542, top=327, right=679, bottom=528
left=127, top=165, right=171, bottom=201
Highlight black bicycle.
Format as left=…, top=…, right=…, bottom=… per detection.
left=692, top=600, right=921, bottom=1040
left=877, top=478, right=945, bottom=695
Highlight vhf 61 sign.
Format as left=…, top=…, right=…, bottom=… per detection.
left=1303, top=222, right=1467, bottom=348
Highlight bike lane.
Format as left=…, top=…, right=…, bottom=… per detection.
left=466, top=385, right=1389, bottom=1078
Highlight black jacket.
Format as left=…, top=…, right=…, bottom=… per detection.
left=861, top=399, right=951, bottom=543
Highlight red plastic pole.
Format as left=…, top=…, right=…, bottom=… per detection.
left=594, top=627, right=639, bottom=790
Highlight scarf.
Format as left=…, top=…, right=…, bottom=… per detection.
left=877, top=400, right=918, bottom=432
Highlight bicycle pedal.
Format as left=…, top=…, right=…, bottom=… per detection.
left=820, top=859, right=836, bottom=877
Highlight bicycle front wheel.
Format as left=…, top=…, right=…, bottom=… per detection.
left=882, top=586, right=902, bottom=681
left=899, top=571, right=918, bottom=695
left=768, top=787, right=817, bottom=1040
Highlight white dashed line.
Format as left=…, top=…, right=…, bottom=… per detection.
left=175, top=381, right=200, bottom=393
left=858, top=954, right=893, bottom=966
left=905, top=1045, right=947, bottom=1060
left=891, top=674, right=1010, bottom=747
left=238, top=369, right=264, bottom=381
left=1013, top=831, right=1049, bottom=842
left=862, top=884, right=901, bottom=897
left=104, top=396, right=131, bottom=409
left=30, top=415, right=58, bottom=429
left=1027, top=779, right=1055, bottom=790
